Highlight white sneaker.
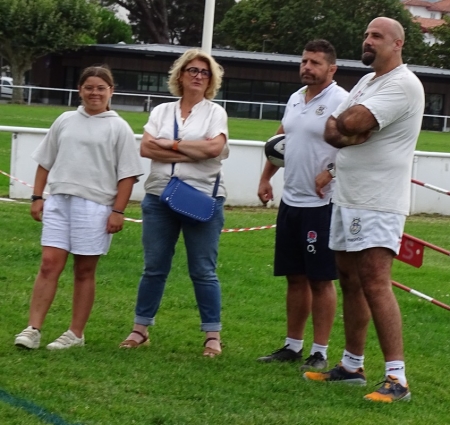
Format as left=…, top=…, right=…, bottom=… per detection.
left=46, top=330, right=85, bottom=350
left=15, top=326, right=41, bottom=349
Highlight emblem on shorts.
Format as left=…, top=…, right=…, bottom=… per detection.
left=350, top=218, right=361, bottom=235
left=316, top=105, right=326, bottom=115
left=306, top=230, right=317, bottom=243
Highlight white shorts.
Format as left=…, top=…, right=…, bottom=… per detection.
left=42, top=195, right=113, bottom=255
left=329, top=205, right=405, bottom=255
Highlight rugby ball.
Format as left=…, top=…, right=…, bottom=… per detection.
left=265, top=134, right=285, bottom=167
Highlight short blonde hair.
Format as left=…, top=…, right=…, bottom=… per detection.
left=168, top=48, right=224, bottom=100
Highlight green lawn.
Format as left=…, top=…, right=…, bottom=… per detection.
left=0, top=102, right=449, bottom=148
left=0, top=103, right=280, bottom=141
left=0, top=103, right=450, bottom=423
left=0, top=203, right=449, bottom=424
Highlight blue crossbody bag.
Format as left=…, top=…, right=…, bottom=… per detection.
left=160, top=116, right=220, bottom=224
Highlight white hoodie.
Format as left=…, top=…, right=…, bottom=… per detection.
left=32, top=106, right=143, bottom=205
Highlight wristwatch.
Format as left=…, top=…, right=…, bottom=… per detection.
left=31, top=195, right=43, bottom=202
left=327, top=163, right=336, bottom=179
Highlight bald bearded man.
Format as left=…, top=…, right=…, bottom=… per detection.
left=303, top=17, right=424, bottom=403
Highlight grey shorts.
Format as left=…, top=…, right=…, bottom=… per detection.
left=329, top=205, right=405, bottom=255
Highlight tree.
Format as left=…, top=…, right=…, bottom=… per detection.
left=167, top=0, right=235, bottom=46
left=428, top=16, right=450, bottom=69
left=215, top=0, right=428, bottom=65
left=0, top=0, right=98, bottom=103
left=101, top=0, right=170, bottom=43
left=102, top=0, right=235, bottom=45
left=94, top=7, right=134, bottom=44
left=215, top=0, right=302, bottom=51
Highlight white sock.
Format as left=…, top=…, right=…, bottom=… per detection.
left=285, top=337, right=303, bottom=353
left=385, top=361, right=407, bottom=386
left=310, top=343, right=328, bottom=360
left=341, top=350, right=364, bottom=372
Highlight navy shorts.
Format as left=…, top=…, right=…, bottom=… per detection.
left=274, top=200, right=337, bottom=281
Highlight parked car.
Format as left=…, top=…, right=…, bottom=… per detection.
left=0, top=76, right=38, bottom=101
left=0, top=76, right=13, bottom=98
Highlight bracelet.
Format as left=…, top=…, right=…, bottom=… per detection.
left=172, top=138, right=181, bottom=151
left=112, top=209, right=124, bottom=215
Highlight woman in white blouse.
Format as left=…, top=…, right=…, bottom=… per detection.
left=120, top=49, right=229, bottom=357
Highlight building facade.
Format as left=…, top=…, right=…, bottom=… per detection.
left=30, top=44, right=450, bottom=129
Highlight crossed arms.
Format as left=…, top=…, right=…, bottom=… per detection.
left=140, top=131, right=226, bottom=163
left=324, top=104, right=378, bottom=148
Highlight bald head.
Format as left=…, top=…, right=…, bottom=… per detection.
left=362, top=17, right=405, bottom=72
left=368, top=17, right=405, bottom=42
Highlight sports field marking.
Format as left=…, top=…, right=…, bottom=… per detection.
left=0, top=388, right=83, bottom=425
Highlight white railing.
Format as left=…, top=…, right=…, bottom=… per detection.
left=1, top=84, right=285, bottom=119
left=1, top=85, right=450, bottom=129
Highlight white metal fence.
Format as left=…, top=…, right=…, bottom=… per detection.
left=0, top=84, right=286, bottom=121
left=1, top=84, right=449, bottom=128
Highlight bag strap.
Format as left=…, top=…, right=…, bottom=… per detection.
left=170, top=114, right=179, bottom=176
left=172, top=111, right=220, bottom=197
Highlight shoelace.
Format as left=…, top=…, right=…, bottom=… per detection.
left=373, top=378, right=395, bottom=390
left=304, top=354, right=322, bottom=365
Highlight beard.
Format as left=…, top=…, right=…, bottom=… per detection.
left=362, top=47, right=376, bottom=66
left=300, top=73, right=325, bottom=85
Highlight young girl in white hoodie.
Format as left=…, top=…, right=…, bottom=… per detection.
left=14, top=66, right=143, bottom=350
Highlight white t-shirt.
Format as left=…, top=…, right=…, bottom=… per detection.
left=332, top=64, right=425, bottom=215
left=143, top=98, right=229, bottom=197
left=281, top=82, right=348, bottom=207
left=32, top=106, right=143, bottom=206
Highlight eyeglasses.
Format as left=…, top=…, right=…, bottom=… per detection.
left=185, top=67, right=212, bottom=78
left=82, top=85, right=111, bottom=93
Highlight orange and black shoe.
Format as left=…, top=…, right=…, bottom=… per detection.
left=303, top=362, right=367, bottom=385
left=364, top=375, right=411, bottom=403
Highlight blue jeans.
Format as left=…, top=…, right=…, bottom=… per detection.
left=134, top=193, right=224, bottom=332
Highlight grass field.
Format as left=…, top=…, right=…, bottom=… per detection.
left=0, top=202, right=450, bottom=424
left=0, top=103, right=450, bottom=424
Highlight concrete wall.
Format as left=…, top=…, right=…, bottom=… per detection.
left=5, top=128, right=285, bottom=207
left=3, top=127, right=450, bottom=215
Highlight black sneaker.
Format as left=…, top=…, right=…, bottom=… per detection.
left=300, top=351, right=328, bottom=370
left=364, top=375, right=411, bottom=403
left=303, top=362, right=367, bottom=385
left=257, top=345, right=302, bottom=362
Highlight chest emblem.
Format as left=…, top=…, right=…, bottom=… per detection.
left=315, top=105, right=326, bottom=115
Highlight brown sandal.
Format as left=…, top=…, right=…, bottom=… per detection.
left=119, top=330, right=149, bottom=348
left=203, top=337, right=222, bottom=357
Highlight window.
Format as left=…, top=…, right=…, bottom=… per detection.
left=425, top=93, right=443, bottom=115
left=252, top=81, right=280, bottom=102
left=423, top=93, right=445, bottom=131
left=280, top=83, right=300, bottom=102
left=113, top=70, right=169, bottom=93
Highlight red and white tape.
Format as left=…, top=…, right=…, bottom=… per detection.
left=411, top=178, right=450, bottom=196
left=392, top=280, right=450, bottom=311
left=0, top=169, right=49, bottom=193
left=0, top=170, right=276, bottom=233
